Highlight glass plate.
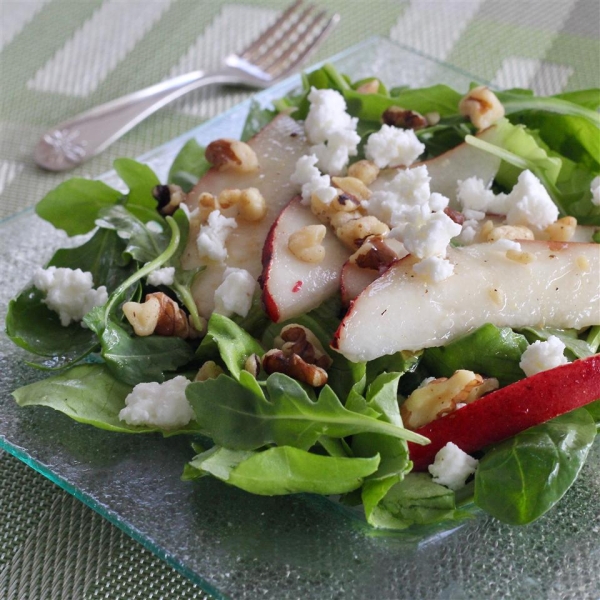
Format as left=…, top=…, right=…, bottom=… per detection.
left=1, top=37, right=599, bottom=599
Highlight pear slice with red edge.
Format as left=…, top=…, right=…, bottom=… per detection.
left=332, top=240, right=600, bottom=363
left=261, top=196, right=350, bottom=322
left=181, top=115, right=309, bottom=318
left=408, top=354, right=600, bottom=470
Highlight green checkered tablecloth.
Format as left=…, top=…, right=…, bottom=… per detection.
left=0, top=1, right=598, bottom=598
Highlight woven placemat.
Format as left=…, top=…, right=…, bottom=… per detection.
left=0, top=1, right=598, bottom=598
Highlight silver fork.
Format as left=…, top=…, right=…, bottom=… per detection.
left=34, top=0, right=339, bottom=172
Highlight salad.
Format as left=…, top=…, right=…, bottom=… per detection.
left=5, top=63, right=600, bottom=531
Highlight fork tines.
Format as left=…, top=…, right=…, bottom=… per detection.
left=238, top=0, right=339, bottom=78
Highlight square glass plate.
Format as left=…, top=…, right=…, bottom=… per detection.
left=1, top=37, right=599, bottom=599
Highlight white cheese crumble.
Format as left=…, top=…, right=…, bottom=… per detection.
left=591, top=175, right=600, bottom=206
left=213, top=267, right=256, bottom=318
left=391, top=208, right=462, bottom=260
left=33, top=266, right=108, bottom=327
left=505, top=169, right=559, bottom=229
left=519, top=335, right=568, bottom=377
left=196, top=210, right=237, bottom=262
left=365, top=124, right=425, bottom=169
left=412, top=256, right=455, bottom=282
left=147, top=266, right=175, bottom=286
left=457, top=177, right=509, bottom=215
left=119, top=376, right=194, bottom=429
left=304, top=87, right=357, bottom=144
left=291, top=154, right=337, bottom=205
left=490, top=238, right=522, bottom=252
left=428, top=442, right=478, bottom=491
left=365, top=166, right=439, bottom=227
left=310, top=128, right=361, bottom=176
left=303, top=88, right=360, bottom=175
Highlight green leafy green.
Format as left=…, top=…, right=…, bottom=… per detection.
left=167, top=139, right=211, bottom=192
left=196, top=313, right=264, bottom=380
left=520, top=327, right=597, bottom=360
left=423, top=324, right=528, bottom=386
left=113, top=158, right=160, bottom=211
left=474, top=408, right=597, bottom=524
left=187, top=445, right=380, bottom=495
left=241, top=99, right=277, bottom=141
left=186, top=371, right=428, bottom=451
left=35, top=178, right=122, bottom=235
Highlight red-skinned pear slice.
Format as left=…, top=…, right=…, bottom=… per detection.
left=261, top=196, right=350, bottom=322
left=408, top=354, right=600, bottom=470
left=181, top=115, right=309, bottom=318
left=332, top=240, right=600, bottom=363
left=371, top=126, right=501, bottom=206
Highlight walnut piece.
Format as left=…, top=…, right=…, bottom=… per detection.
left=347, top=160, right=379, bottom=185
left=123, top=292, right=199, bottom=339
left=205, top=138, right=259, bottom=173
left=459, top=86, right=505, bottom=130
left=195, top=360, right=224, bottom=381
left=401, top=370, right=499, bottom=430
left=349, top=235, right=399, bottom=271
left=152, top=184, right=186, bottom=216
left=382, top=106, right=428, bottom=130
left=262, top=324, right=333, bottom=387
left=288, top=224, right=327, bottom=264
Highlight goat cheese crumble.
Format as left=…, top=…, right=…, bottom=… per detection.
left=365, top=124, right=425, bottom=169
left=33, top=266, right=108, bottom=327
left=119, top=376, right=194, bottom=429
left=519, top=335, right=568, bottom=377
left=304, top=87, right=360, bottom=175
left=428, top=442, right=479, bottom=491
left=291, top=154, right=337, bottom=205
left=213, top=267, right=256, bottom=318
left=147, top=266, right=175, bottom=286
left=196, top=210, right=238, bottom=262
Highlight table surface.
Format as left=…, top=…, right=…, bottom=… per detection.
left=0, top=1, right=598, bottom=598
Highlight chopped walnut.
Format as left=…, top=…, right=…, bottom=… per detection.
left=288, top=224, right=327, bottom=263
left=401, top=370, right=499, bottom=430
left=459, top=86, right=505, bottom=130
left=336, top=215, right=390, bottom=249
left=243, top=353, right=262, bottom=378
left=205, top=138, right=259, bottom=173
left=486, top=224, right=535, bottom=242
left=382, top=106, right=428, bottom=130
left=349, top=235, right=399, bottom=271
left=197, top=192, right=220, bottom=221
left=332, top=176, right=372, bottom=202
left=262, top=349, right=328, bottom=387
left=506, top=248, right=536, bottom=264
left=194, top=361, right=224, bottom=381
left=347, top=160, right=379, bottom=185
left=263, top=324, right=332, bottom=387
left=275, top=324, right=333, bottom=369
left=545, top=216, right=577, bottom=242
left=152, top=184, right=186, bottom=216
left=123, top=292, right=199, bottom=339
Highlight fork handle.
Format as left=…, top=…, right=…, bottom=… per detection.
left=33, top=69, right=237, bottom=171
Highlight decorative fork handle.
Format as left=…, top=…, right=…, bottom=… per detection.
left=33, top=65, right=257, bottom=172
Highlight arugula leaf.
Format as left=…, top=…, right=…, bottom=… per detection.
left=168, top=139, right=211, bottom=193
left=188, top=445, right=380, bottom=495
left=519, top=326, right=597, bottom=360
left=12, top=364, right=200, bottom=433
left=95, top=205, right=170, bottom=263
left=196, top=313, right=264, bottom=380
left=241, top=99, right=277, bottom=142
left=423, top=324, right=528, bottom=386
left=97, top=320, right=195, bottom=386
left=113, top=158, right=160, bottom=211
left=186, top=371, right=429, bottom=451
left=474, top=408, right=597, bottom=524
left=35, top=178, right=122, bottom=235
left=5, top=227, right=134, bottom=360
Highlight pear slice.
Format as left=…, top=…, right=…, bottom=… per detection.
left=371, top=126, right=502, bottom=206
left=333, top=240, right=600, bottom=362
left=180, top=115, right=309, bottom=318
left=261, top=196, right=350, bottom=322
left=340, top=262, right=380, bottom=306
